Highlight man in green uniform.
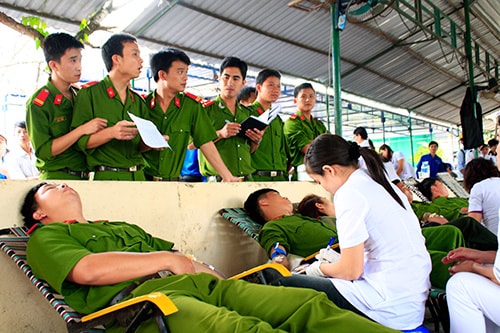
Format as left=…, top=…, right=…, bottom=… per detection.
left=143, top=49, right=239, bottom=182
left=21, top=182, right=396, bottom=333
left=199, top=57, right=263, bottom=181
left=249, top=69, right=288, bottom=181
left=283, top=83, right=328, bottom=180
left=71, top=34, right=153, bottom=181
left=412, top=177, right=498, bottom=251
left=26, top=33, right=107, bottom=180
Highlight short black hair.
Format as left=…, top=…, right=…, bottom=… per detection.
left=43, top=32, right=83, bottom=65
left=14, top=121, right=26, bottom=129
left=488, top=138, right=498, bottom=147
left=150, top=48, right=191, bottom=82
left=353, top=127, right=368, bottom=140
left=101, top=33, right=137, bottom=72
left=220, top=57, right=248, bottom=80
left=415, top=177, right=438, bottom=201
left=428, top=141, right=439, bottom=147
left=238, top=86, right=256, bottom=102
left=243, top=188, right=277, bottom=226
left=20, top=182, right=47, bottom=229
left=255, top=69, right=281, bottom=85
left=293, top=83, right=315, bottom=98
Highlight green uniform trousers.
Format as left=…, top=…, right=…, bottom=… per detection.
left=109, top=273, right=397, bottom=333
left=421, top=225, right=465, bottom=289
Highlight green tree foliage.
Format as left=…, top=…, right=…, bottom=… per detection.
left=21, top=16, right=48, bottom=49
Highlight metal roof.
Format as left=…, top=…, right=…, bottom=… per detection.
left=1, top=0, right=498, bottom=134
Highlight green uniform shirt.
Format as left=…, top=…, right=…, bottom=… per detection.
left=411, top=196, right=468, bottom=221
left=249, top=101, right=288, bottom=175
left=199, top=95, right=254, bottom=177
left=26, top=79, right=87, bottom=177
left=283, top=110, right=328, bottom=168
left=143, top=91, right=217, bottom=178
left=26, top=221, right=174, bottom=314
left=259, top=214, right=338, bottom=258
left=71, top=76, right=148, bottom=170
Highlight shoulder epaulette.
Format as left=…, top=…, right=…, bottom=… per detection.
left=202, top=99, right=215, bottom=108
left=33, top=89, right=50, bottom=107
left=185, top=92, right=203, bottom=103
left=80, top=81, right=99, bottom=89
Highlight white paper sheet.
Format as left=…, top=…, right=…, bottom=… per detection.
left=127, top=112, right=170, bottom=149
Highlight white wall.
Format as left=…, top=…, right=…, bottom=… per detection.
left=0, top=180, right=330, bottom=332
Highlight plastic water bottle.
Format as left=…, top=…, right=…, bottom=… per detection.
left=420, top=161, right=430, bottom=179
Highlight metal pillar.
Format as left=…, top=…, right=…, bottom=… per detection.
left=331, top=3, right=343, bottom=135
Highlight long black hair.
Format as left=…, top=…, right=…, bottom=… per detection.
left=305, top=134, right=405, bottom=209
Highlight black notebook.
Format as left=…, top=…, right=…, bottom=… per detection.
left=236, top=116, right=269, bottom=139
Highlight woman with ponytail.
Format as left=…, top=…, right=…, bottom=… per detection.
left=276, top=134, right=432, bottom=331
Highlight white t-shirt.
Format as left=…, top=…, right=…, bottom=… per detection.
left=330, top=169, right=431, bottom=330
left=3, top=147, right=39, bottom=179
left=468, top=177, right=500, bottom=235
left=392, top=151, right=416, bottom=180
left=494, top=208, right=500, bottom=282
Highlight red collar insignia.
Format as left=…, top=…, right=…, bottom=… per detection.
left=54, top=94, right=63, bottom=105
left=257, top=107, right=264, bottom=115
left=174, top=96, right=180, bottom=108
left=107, top=86, right=115, bottom=98
left=150, top=97, right=156, bottom=109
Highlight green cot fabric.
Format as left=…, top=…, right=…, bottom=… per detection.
left=411, top=196, right=468, bottom=221
left=143, top=91, right=217, bottom=178
left=199, top=96, right=254, bottom=177
left=71, top=76, right=149, bottom=175
left=26, top=221, right=397, bottom=333
left=259, top=214, right=338, bottom=258
left=421, top=225, right=466, bottom=289
left=26, top=79, right=87, bottom=178
left=283, top=111, right=328, bottom=168
left=220, top=208, right=261, bottom=240
left=248, top=101, right=288, bottom=179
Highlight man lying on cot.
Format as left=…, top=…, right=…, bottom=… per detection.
left=244, top=188, right=339, bottom=270
left=21, top=182, right=397, bottom=333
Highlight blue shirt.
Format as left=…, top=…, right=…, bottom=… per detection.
left=416, top=153, right=446, bottom=178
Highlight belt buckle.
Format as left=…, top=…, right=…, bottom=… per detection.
left=153, top=176, right=162, bottom=181
left=129, top=166, right=137, bottom=172
left=270, top=171, right=278, bottom=177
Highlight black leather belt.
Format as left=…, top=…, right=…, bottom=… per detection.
left=95, top=165, right=141, bottom=173
left=253, top=170, right=284, bottom=177
left=207, top=174, right=252, bottom=182
left=145, top=174, right=180, bottom=182
left=56, top=168, right=88, bottom=178
left=180, top=175, right=204, bottom=182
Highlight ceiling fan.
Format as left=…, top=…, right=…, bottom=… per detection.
left=479, top=78, right=500, bottom=103
left=345, top=0, right=395, bottom=23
